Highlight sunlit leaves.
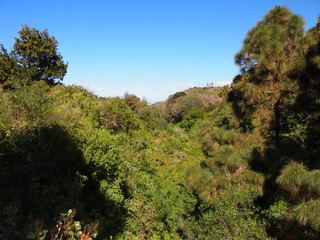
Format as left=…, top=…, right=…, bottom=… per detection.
left=14, top=25, right=68, bottom=85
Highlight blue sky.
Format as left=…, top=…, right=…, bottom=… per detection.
left=1, top=0, right=319, bottom=103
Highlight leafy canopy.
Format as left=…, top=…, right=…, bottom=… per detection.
left=0, top=25, right=67, bottom=88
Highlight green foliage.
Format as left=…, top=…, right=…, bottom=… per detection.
left=84, top=129, right=121, bottom=182
left=277, top=162, right=320, bottom=199
left=232, top=6, right=309, bottom=144
left=138, top=105, right=169, bottom=130
left=228, top=10, right=320, bottom=238
left=166, top=91, right=186, bottom=105
left=211, top=102, right=238, bottom=129
left=0, top=25, right=67, bottom=88
left=167, top=94, right=203, bottom=122
left=178, top=108, right=204, bottom=131
left=49, top=85, right=102, bottom=141
left=13, top=25, right=68, bottom=85
left=0, top=81, right=52, bottom=131
left=164, top=87, right=221, bottom=123
left=1, top=7, right=320, bottom=240
left=275, top=161, right=320, bottom=233
left=180, top=187, right=271, bottom=240
left=101, top=97, right=141, bottom=132
left=276, top=161, right=308, bottom=196
left=235, top=6, right=305, bottom=79
left=293, top=200, right=320, bottom=231
left=0, top=44, right=22, bottom=88
left=123, top=92, right=147, bottom=112
left=207, top=145, right=246, bottom=172
left=124, top=200, right=157, bottom=239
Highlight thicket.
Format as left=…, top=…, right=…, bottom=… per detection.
left=0, top=6, right=319, bottom=240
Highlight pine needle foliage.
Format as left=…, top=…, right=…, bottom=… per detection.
left=276, top=161, right=307, bottom=197
left=293, top=200, right=320, bottom=231
left=277, top=162, right=320, bottom=199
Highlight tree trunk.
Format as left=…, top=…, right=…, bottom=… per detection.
left=274, top=97, right=281, bottom=146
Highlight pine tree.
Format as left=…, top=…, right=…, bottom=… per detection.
left=233, top=6, right=306, bottom=144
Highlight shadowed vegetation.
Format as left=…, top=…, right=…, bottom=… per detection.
left=0, top=6, right=319, bottom=240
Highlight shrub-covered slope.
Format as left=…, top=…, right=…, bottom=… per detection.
left=0, top=6, right=320, bottom=240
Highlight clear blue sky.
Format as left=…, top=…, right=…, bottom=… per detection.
left=1, top=0, right=319, bottom=103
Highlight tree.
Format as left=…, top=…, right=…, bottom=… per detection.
left=275, top=161, right=320, bottom=233
left=124, top=92, right=148, bottom=112
left=295, top=16, right=320, bottom=162
left=0, top=44, right=23, bottom=88
left=13, top=25, right=67, bottom=85
left=0, top=25, right=68, bottom=88
left=233, top=6, right=306, bottom=144
left=232, top=12, right=320, bottom=238
left=298, top=16, right=320, bottom=87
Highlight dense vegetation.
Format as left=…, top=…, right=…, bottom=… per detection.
left=0, top=6, right=319, bottom=240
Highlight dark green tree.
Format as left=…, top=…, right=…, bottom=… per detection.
left=295, top=16, right=320, bottom=163
left=13, top=25, right=68, bottom=85
left=0, top=44, right=23, bottom=88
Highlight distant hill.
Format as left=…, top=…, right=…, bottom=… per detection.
left=153, top=86, right=222, bottom=107
left=152, top=86, right=224, bottom=121
left=166, top=87, right=221, bottom=106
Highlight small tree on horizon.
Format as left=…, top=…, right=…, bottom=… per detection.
left=0, top=25, right=68, bottom=88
